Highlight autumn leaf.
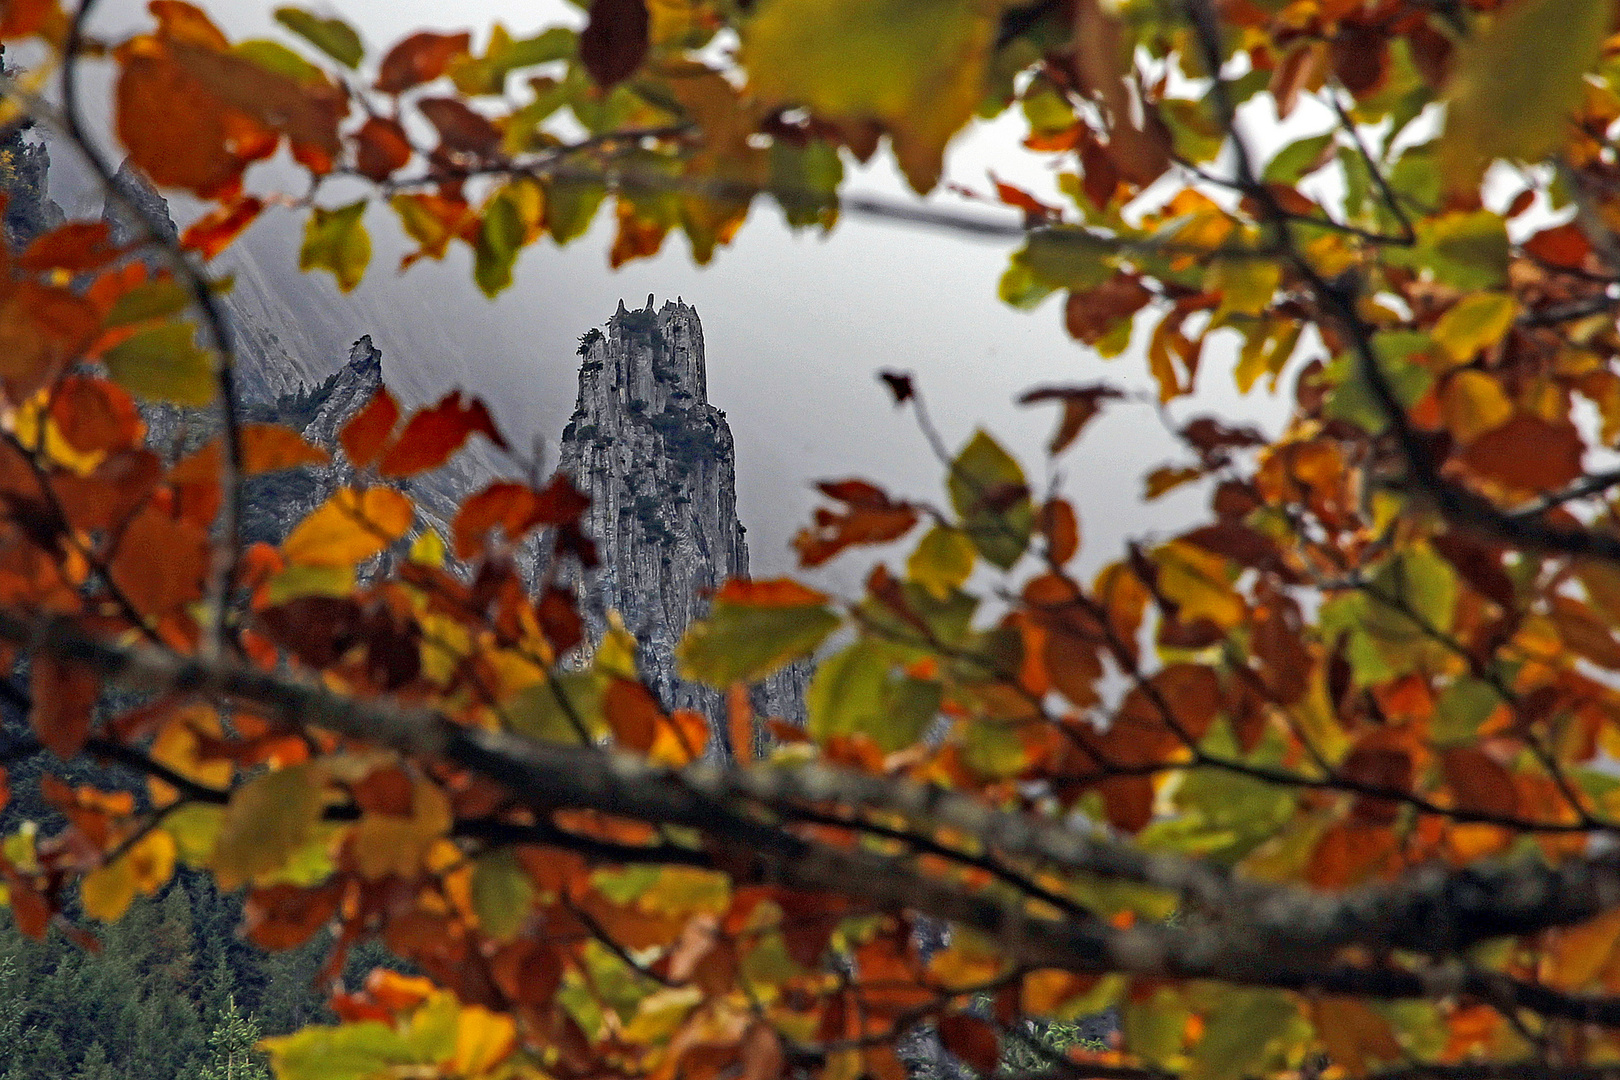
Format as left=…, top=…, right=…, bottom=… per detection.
left=375, top=30, right=471, bottom=93
left=299, top=200, right=371, bottom=292
left=580, top=0, right=649, bottom=89
left=274, top=6, right=363, bottom=67
left=282, top=487, right=415, bottom=566
left=377, top=391, right=508, bottom=478
left=679, top=577, right=840, bottom=684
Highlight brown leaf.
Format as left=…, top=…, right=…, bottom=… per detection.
left=538, top=586, right=584, bottom=654
left=353, top=116, right=413, bottom=182
left=1018, top=383, right=1123, bottom=454
left=1460, top=413, right=1585, bottom=491
left=1340, top=741, right=1413, bottom=825
left=1038, top=498, right=1079, bottom=563
left=416, top=97, right=501, bottom=156
left=1063, top=276, right=1151, bottom=346
left=375, top=30, right=471, bottom=93
left=579, top=0, right=649, bottom=89
left=878, top=370, right=914, bottom=404
left=245, top=882, right=343, bottom=949
left=30, top=654, right=96, bottom=758
left=339, top=385, right=400, bottom=467
left=1430, top=533, right=1515, bottom=608
left=170, top=40, right=344, bottom=157
left=1180, top=522, right=1278, bottom=569
left=1440, top=747, right=1518, bottom=818
left=936, top=1014, right=999, bottom=1074
left=377, top=390, right=507, bottom=478
left=109, top=506, right=209, bottom=616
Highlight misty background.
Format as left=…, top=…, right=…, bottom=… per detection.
left=39, top=0, right=1297, bottom=589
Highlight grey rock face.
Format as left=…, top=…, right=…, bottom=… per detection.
left=559, top=297, right=807, bottom=747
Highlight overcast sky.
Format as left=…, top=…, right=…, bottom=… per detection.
left=66, top=0, right=1296, bottom=586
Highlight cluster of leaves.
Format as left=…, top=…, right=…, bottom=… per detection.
left=10, top=0, right=1620, bottom=1079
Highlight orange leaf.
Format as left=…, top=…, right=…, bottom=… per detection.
left=1460, top=413, right=1585, bottom=491
left=109, top=505, right=210, bottom=615
left=375, top=30, right=471, bottom=93
left=1439, top=747, right=1518, bottom=819
left=0, top=0, right=60, bottom=38
left=115, top=47, right=242, bottom=197
left=30, top=653, right=96, bottom=758
left=603, top=678, right=661, bottom=752
left=353, top=116, right=413, bottom=182
left=712, top=578, right=830, bottom=607
left=180, top=196, right=264, bottom=259
left=727, top=683, right=753, bottom=764
left=240, top=422, right=330, bottom=473
left=377, top=390, right=507, bottom=478
left=340, top=385, right=400, bottom=467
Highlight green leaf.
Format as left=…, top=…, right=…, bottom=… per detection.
left=208, top=763, right=325, bottom=890
left=1432, top=676, right=1506, bottom=744
left=741, top=0, right=1000, bottom=192
left=102, top=322, right=216, bottom=406
left=475, top=187, right=526, bottom=298
left=453, top=24, right=576, bottom=95
left=1321, top=331, right=1435, bottom=434
left=1387, top=210, right=1510, bottom=290
left=770, top=139, right=843, bottom=230
left=948, top=430, right=1033, bottom=570
left=678, top=590, right=840, bottom=686
left=807, top=639, right=940, bottom=752
left=544, top=178, right=606, bottom=244
left=505, top=671, right=605, bottom=743
left=471, top=850, right=535, bottom=942
left=1208, top=257, right=1280, bottom=323
left=300, top=200, right=371, bottom=292
left=261, top=1021, right=425, bottom=1080
left=1441, top=0, right=1613, bottom=186
left=1188, top=989, right=1299, bottom=1080
left=274, top=6, right=364, bottom=68
left=1365, top=542, right=1458, bottom=640
left=907, top=525, right=977, bottom=599
left=104, top=279, right=190, bottom=327
left=1015, top=227, right=1114, bottom=291
left=1124, top=987, right=1189, bottom=1066
left=233, top=38, right=326, bottom=84
left=1261, top=132, right=1334, bottom=184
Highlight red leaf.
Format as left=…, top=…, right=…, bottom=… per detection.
left=453, top=482, right=537, bottom=559
left=579, top=0, right=648, bottom=89
left=1524, top=222, right=1590, bottom=269
left=353, top=116, right=413, bottom=182
left=49, top=376, right=141, bottom=455
left=180, top=196, right=264, bottom=259
left=936, top=1015, right=1000, bottom=1074
left=538, top=586, right=584, bottom=653
left=340, top=386, right=400, bottom=468
left=30, top=654, right=96, bottom=758
left=416, top=97, right=501, bottom=156
left=375, top=30, right=471, bottom=93
left=20, top=222, right=122, bottom=273
left=377, top=391, right=508, bottom=478
left=529, top=474, right=591, bottom=527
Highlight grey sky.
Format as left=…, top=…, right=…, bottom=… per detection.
left=67, top=0, right=1296, bottom=587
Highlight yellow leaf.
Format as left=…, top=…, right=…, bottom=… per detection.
left=1441, top=370, right=1514, bottom=444
left=907, top=525, right=976, bottom=599
left=81, top=830, right=176, bottom=922
left=147, top=705, right=232, bottom=806
left=1152, top=539, right=1244, bottom=629
left=451, top=1004, right=517, bottom=1075
left=1441, top=0, right=1613, bottom=188
left=210, top=764, right=326, bottom=890
left=283, top=486, right=415, bottom=567
left=741, top=0, right=1003, bottom=193
left=352, top=776, right=452, bottom=880
left=1208, top=258, right=1280, bottom=323
left=1432, top=293, right=1518, bottom=363
left=1548, top=906, right=1620, bottom=989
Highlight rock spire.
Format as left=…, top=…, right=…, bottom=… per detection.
left=559, top=297, right=807, bottom=747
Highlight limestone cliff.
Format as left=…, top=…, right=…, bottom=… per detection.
left=559, top=296, right=807, bottom=743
